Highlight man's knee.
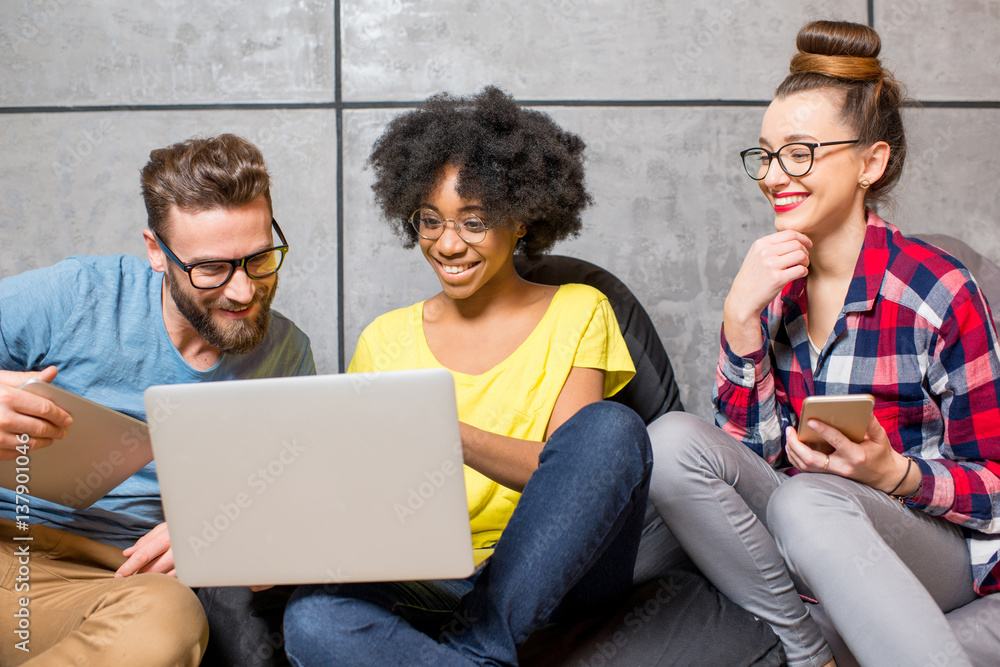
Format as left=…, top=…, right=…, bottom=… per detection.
left=122, top=574, right=208, bottom=665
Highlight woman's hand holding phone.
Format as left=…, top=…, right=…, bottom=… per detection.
left=786, top=411, right=914, bottom=493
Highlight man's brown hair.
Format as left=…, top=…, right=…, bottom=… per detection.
left=140, top=133, right=272, bottom=240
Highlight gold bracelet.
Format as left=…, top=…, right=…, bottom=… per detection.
left=887, top=456, right=913, bottom=497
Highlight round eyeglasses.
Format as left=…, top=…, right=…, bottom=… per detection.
left=740, top=140, right=859, bottom=180
left=156, top=218, right=289, bottom=289
left=409, top=208, right=494, bottom=244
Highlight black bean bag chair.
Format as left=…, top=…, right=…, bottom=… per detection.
left=515, top=255, right=783, bottom=666
left=514, top=255, right=683, bottom=423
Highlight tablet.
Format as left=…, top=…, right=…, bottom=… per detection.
left=0, top=380, right=153, bottom=509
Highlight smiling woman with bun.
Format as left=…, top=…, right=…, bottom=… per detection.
left=646, top=20, right=1000, bottom=666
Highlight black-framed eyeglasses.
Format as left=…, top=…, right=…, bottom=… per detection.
left=740, top=140, right=860, bottom=180
left=409, top=208, right=495, bottom=244
left=156, top=218, right=289, bottom=289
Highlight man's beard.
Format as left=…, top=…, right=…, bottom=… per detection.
left=167, top=271, right=277, bottom=355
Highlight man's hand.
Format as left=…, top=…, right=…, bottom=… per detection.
left=0, top=366, right=72, bottom=460
left=117, top=522, right=176, bottom=578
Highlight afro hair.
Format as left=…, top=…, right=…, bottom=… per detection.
left=367, top=86, right=592, bottom=258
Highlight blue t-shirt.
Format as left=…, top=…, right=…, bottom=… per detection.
left=0, top=255, right=315, bottom=548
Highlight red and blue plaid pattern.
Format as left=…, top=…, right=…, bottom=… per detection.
left=714, top=212, right=1000, bottom=596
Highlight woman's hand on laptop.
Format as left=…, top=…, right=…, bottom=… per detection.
left=116, top=522, right=176, bottom=578
left=0, top=366, right=72, bottom=460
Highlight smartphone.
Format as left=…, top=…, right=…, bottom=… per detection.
left=795, top=394, right=875, bottom=454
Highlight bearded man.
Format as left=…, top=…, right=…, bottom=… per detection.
left=0, top=134, right=314, bottom=667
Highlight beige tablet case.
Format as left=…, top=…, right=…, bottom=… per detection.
left=0, top=380, right=153, bottom=509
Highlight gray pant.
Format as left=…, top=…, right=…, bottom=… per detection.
left=648, top=412, right=978, bottom=667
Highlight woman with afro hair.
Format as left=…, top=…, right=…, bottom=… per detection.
left=283, top=86, right=652, bottom=665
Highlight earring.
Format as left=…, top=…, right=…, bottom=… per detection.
left=859, top=178, right=871, bottom=190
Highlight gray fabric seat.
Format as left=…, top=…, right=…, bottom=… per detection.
left=914, top=233, right=1000, bottom=332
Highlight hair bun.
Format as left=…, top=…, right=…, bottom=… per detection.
left=790, top=20, right=882, bottom=81
left=774, top=20, right=907, bottom=208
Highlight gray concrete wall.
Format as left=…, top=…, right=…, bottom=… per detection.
left=2, top=1, right=998, bottom=419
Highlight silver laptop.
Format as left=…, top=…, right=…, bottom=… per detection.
left=144, top=368, right=474, bottom=588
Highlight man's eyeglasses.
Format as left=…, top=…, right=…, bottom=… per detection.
left=740, top=140, right=860, bottom=180
left=409, top=208, right=494, bottom=244
left=156, top=218, right=288, bottom=289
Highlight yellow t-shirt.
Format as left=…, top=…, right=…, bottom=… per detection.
left=347, top=283, right=635, bottom=563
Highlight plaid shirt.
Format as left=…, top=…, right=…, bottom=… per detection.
left=714, top=212, right=1000, bottom=596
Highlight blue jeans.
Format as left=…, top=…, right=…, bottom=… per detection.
left=283, top=401, right=652, bottom=666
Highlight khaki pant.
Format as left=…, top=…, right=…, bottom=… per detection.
left=0, top=519, right=207, bottom=666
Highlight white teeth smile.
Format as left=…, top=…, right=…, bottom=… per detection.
left=442, top=263, right=475, bottom=274
left=775, top=194, right=808, bottom=206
